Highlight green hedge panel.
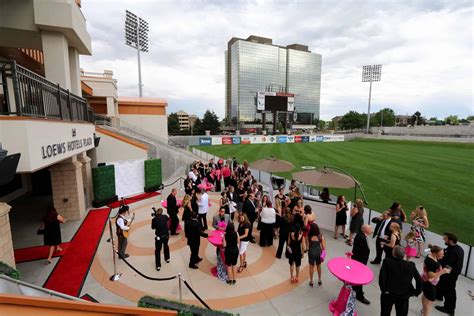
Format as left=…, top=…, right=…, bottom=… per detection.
left=92, top=165, right=116, bottom=202
left=144, top=159, right=162, bottom=191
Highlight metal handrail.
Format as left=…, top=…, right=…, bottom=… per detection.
left=0, top=274, right=84, bottom=301
left=0, top=60, right=89, bottom=122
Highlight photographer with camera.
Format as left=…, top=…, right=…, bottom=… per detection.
left=151, top=207, right=170, bottom=271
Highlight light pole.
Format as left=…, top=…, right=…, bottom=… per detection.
left=125, top=10, right=149, bottom=97
left=362, top=65, right=382, bottom=133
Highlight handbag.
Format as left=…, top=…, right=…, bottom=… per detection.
left=320, top=249, right=327, bottom=262
left=37, top=224, right=45, bottom=235
left=285, top=246, right=292, bottom=259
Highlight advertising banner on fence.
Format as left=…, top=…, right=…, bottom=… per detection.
left=198, top=134, right=344, bottom=146
left=199, top=137, right=212, bottom=146
left=323, top=135, right=345, bottom=142
left=212, top=137, right=222, bottom=145
left=222, top=137, right=232, bottom=145
left=241, top=136, right=251, bottom=144
left=232, top=137, right=241, bottom=144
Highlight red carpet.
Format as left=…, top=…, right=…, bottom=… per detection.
left=107, top=191, right=160, bottom=208
left=14, top=243, right=70, bottom=264
left=80, top=293, right=99, bottom=302
left=43, top=208, right=110, bottom=297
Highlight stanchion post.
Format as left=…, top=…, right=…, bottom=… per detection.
left=108, top=217, right=122, bottom=281
left=178, top=273, right=183, bottom=303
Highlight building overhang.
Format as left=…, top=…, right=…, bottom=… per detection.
left=0, top=117, right=95, bottom=172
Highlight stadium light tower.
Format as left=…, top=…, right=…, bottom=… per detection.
left=125, top=10, right=149, bottom=97
left=362, top=65, right=382, bottom=133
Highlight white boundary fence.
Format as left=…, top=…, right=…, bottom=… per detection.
left=191, top=147, right=474, bottom=280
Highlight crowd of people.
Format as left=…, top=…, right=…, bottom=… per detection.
left=110, top=157, right=465, bottom=316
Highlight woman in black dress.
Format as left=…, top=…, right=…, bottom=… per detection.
left=334, top=195, right=348, bottom=239
left=421, top=244, right=450, bottom=316
left=42, top=208, right=66, bottom=264
left=288, top=224, right=303, bottom=283
left=223, top=222, right=239, bottom=285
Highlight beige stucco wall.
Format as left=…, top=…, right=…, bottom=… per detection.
left=119, top=114, right=168, bottom=141
left=0, top=0, right=91, bottom=54
left=94, top=130, right=148, bottom=165
left=0, top=119, right=95, bottom=172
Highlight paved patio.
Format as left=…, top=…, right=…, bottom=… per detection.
left=11, top=186, right=474, bottom=315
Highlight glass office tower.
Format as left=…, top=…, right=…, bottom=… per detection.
left=225, top=36, right=322, bottom=125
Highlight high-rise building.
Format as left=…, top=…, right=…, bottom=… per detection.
left=225, top=35, right=322, bottom=125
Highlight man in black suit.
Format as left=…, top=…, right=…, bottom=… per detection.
left=151, top=207, right=170, bottom=271
left=242, top=193, right=257, bottom=243
left=167, top=188, right=180, bottom=235
left=371, top=211, right=392, bottom=264
left=184, top=212, right=208, bottom=269
left=379, top=246, right=422, bottom=316
left=352, top=224, right=372, bottom=305
left=435, top=232, right=464, bottom=315
left=227, top=185, right=239, bottom=220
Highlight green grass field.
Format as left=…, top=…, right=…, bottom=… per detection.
left=197, top=139, right=474, bottom=245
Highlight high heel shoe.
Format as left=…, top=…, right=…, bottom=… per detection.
left=318, top=280, right=322, bottom=286
left=243, top=262, right=247, bottom=268
left=46, top=259, right=52, bottom=265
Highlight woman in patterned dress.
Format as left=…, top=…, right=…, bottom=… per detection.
left=410, top=206, right=429, bottom=258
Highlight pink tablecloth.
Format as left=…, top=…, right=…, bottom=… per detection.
left=161, top=199, right=183, bottom=209
left=198, top=183, right=214, bottom=191
left=327, top=257, right=373, bottom=285
left=207, top=230, right=224, bottom=247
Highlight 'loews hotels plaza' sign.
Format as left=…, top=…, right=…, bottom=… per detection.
left=41, top=137, right=93, bottom=159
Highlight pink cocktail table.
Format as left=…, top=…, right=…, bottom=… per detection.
left=161, top=199, right=183, bottom=209
left=198, top=183, right=214, bottom=191
left=327, top=257, right=374, bottom=316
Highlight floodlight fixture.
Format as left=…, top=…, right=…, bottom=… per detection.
left=125, top=10, right=149, bottom=97
left=362, top=64, right=382, bottom=133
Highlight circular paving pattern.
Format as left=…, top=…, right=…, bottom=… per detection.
left=90, top=196, right=312, bottom=310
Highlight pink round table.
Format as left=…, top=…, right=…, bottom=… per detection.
left=161, top=199, right=183, bottom=208
left=207, top=230, right=224, bottom=247
left=207, top=230, right=226, bottom=280
left=198, top=183, right=214, bottom=191
left=327, top=257, right=374, bottom=316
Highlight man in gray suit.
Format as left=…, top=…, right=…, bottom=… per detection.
left=212, top=207, right=231, bottom=229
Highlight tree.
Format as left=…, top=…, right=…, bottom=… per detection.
left=318, top=120, right=326, bottom=131
left=409, top=111, right=425, bottom=126
left=372, top=108, right=396, bottom=127
left=192, top=118, right=205, bottom=135
left=328, top=120, right=337, bottom=130
left=167, top=113, right=180, bottom=135
left=339, top=111, right=365, bottom=131
left=466, top=115, right=474, bottom=121
left=444, top=115, right=459, bottom=125
left=201, top=110, right=221, bottom=135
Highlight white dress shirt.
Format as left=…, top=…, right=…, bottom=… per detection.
left=188, top=170, right=197, bottom=182
left=116, top=216, right=129, bottom=231
left=198, top=193, right=209, bottom=215
left=260, top=207, right=276, bottom=224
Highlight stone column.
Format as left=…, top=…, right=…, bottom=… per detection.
left=77, top=152, right=93, bottom=209
left=106, top=97, right=116, bottom=117
left=49, top=155, right=85, bottom=220
left=0, top=203, right=15, bottom=268
left=41, top=31, right=71, bottom=90
left=68, top=47, right=81, bottom=95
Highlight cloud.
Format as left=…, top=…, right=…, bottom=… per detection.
left=80, top=0, right=473, bottom=120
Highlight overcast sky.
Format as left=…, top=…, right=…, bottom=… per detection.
left=80, top=0, right=473, bottom=120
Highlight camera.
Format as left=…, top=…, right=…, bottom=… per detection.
left=151, top=207, right=158, bottom=217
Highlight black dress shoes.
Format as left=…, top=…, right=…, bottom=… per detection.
left=356, top=296, right=370, bottom=305
left=189, top=265, right=199, bottom=269
left=435, top=306, right=454, bottom=315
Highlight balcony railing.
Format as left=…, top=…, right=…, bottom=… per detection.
left=0, top=60, right=91, bottom=123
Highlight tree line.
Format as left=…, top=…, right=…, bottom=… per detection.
left=168, top=110, right=221, bottom=136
